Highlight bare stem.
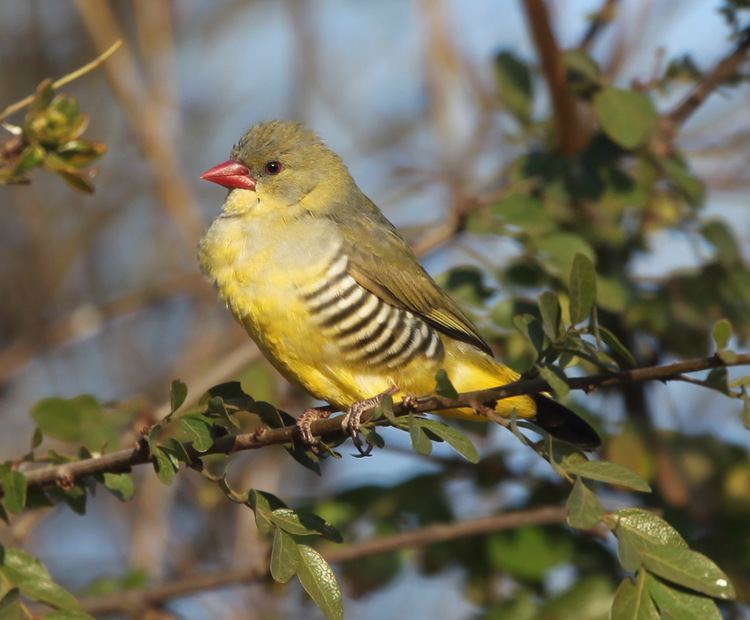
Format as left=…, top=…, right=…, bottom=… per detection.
left=0, top=40, right=122, bottom=123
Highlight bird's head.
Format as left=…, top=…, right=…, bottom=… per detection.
left=200, top=120, right=354, bottom=217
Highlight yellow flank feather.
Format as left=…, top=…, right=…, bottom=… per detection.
left=198, top=120, right=599, bottom=449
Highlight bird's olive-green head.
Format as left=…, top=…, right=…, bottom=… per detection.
left=201, top=120, right=356, bottom=217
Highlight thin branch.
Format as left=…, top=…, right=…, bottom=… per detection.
left=0, top=40, right=122, bottom=123
left=578, top=0, right=619, bottom=51
left=521, top=0, right=586, bottom=156
left=653, top=31, right=750, bottom=155
left=667, top=31, right=750, bottom=128
left=73, top=0, right=204, bottom=249
left=17, top=352, right=750, bottom=492
left=76, top=506, right=575, bottom=615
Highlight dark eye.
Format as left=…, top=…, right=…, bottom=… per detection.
left=265, top=161, right=283, bottom=175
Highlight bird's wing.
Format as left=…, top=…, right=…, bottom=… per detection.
left=334, top=197, right=493, bottom=356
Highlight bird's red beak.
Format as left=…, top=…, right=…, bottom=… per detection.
left=200, top=159, right=256, bottom=191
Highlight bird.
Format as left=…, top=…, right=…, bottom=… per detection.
left=198, top=120, right=600, bottom=453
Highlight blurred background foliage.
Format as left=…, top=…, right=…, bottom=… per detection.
left=1, top=0, right=750, bottom=618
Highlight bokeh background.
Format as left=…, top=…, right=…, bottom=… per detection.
left=1, top=1, right=749, bottom=618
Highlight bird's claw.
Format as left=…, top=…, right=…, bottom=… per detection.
left=296, top=407, right=331, bottom=449
left=341, top=386, right=398, bottom=456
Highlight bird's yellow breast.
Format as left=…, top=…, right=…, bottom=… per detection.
left=199, top=195, right=536, bottom=417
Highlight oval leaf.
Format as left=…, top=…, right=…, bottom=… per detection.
left=414, top=418, right=479, bottom=463
left=647, top=574, right=721, bottom=620
left=639, top=546, right=735, bottom=600
left=610, top=575, right=659, bottom=620
left=2, top=471, right=27, bottom=514
left=170, top=379, right=188, bottom=413
left=568, top=253, right=597, bottom=325
left=594, top=87, right=657, bottom=149
left=562, top=454, right=651, bottom=492
left=566, top=478, right=604, bottom=530
left=296, top=545, right=343, bottom=620
left=270, top=528, right=299, bottom=584
left=270, top=508, right=343, bottom=542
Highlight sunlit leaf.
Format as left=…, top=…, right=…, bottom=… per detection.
left=270, top=508, right=343, bottom=542
left=170, top=379, right=188, bottom=413
left=296, top=545, right=343, bottom=620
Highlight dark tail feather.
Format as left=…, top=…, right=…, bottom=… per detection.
left=533, top=395, right=601, bottom=450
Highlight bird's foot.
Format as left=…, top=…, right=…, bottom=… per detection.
left=341, top=386, right=398, bottom=456
left=296, top=407, right=332, bottom=448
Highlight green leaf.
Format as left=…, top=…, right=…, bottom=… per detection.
left=152, top=447, right=178, bottom=485
left=247, top=489, right=287, bottom=536
left=610, top=575, right=659, bottom=620
left=612, top=511, right=683, bottom=551
left=495, top=50, right=533, bottom=124
left=102, top=473, right=134, bottom=502
left=743, top=393, right=750, bottom=430
left=270, top=527, right=299, bottom=584
left=30, top=395, right=118, bottom=451
left=31, top=427, right=43, bottom=450
left=594, top=87, right=657, bottom=149
left=617, top=527, right=644, bottom=572
left=537, top=364, right=570, bottom=398
left=568, top=253, right=597, bottom=325
left=561, top=454, right=651, bottom=492
left=1, top=548, right=80, bottom=609
left=296, top=545, right=343, bottom=620
left=537, top=291, right=561, bottom=341
left=647, top=574, right=721, bottom=620
left=408, top=416, right=432, bottom=456
left=206, top=396, right=240, bottom=429
left=566, top=478, right=604, bottom=530
left=0, top=588, right=22, bottom=620
left=178, top=415, right=214, bottom=453
left=639, top=546, right=735, bottom=600
left=513, top=314, right=545, bottom=357
left=488, top=526, right=573, bottom=581
left=701, top=220, right=741, bottom=267
left=598, top=326, right=636, bottom=367
left=414, top=418, right=480, bottom=463
left=269, top=508, right=343, bottom=542
left=170, top=379, right=188, bottom=413
left=536, top=233, right=595, bottom=279
left=434, top=369, right=459, bottom=399
left=2, top=471, right=27, bottom=514
left=711, top=319, right=732, bottom=351
left=13, top=144, right=45, bottom=175
left=160, top=437, right=193, bottom=465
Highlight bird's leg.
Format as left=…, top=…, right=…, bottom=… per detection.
left=341, top=386, right=398, bottom=456
left=296, top=406, right=333, bottom=447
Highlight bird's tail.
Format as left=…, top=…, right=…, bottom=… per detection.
left=532, top=395, right=600, bottom=450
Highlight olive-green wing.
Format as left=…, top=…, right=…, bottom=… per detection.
left=334, top=197, right=493, bottom=356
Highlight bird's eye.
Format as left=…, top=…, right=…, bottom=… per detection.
left=265, top=161, right=283, bottom=175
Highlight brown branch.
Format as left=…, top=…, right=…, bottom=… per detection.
left=522, top=0, right=586, bottom=156
left=18, top=352, right=750, bottom=492
left=73, top=0, right=204, bottom=250
left=578, top=0, right=619, bottom=51
left=77, top=506, right=575, bottom=615
left=653, top=31, right=750, bottom=154
left=667, top=31, right=750, bottom=128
